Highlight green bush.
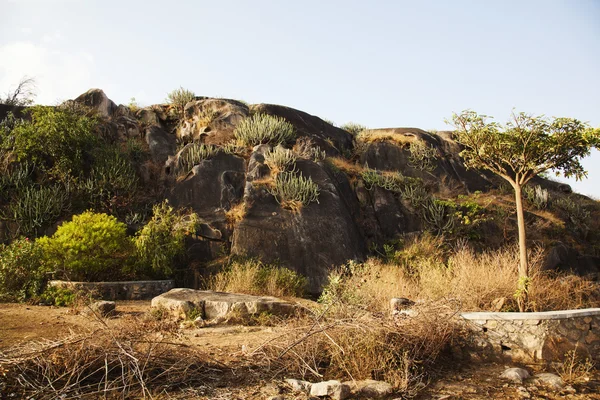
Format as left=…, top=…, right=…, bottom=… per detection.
left=0, top=238, right=46, bottom=301
left=38, top=211, right=131, bottom=281
left=408, top=141, right=438, bottom=172
left=39, top=286, right=75, bottom=307
left=6, top=183, right=70, bottom=238
left=79, top=146, right=138, bottom=211
left=134, top=201, right=200, bottom=277
left=269, top=172, right=320, bottom=208
left=234, top=114, right=296, bottom=146
left=0, top=106, right=99, bottom=181
left=166, top=87, right=195, bottom=117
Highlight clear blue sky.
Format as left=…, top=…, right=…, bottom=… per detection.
left=1, top=0, right=599, bottom=197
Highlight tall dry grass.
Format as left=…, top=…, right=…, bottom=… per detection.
left=207, top=259, right=307, bottom=298
left=321, top=235, right=599, bottom=313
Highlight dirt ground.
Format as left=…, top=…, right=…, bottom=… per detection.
left=1, top=301, right=599, bottom=399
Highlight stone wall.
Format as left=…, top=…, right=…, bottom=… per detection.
left=460, top=309, right=600, bottom=362
left=48, top=280, right=175, bottom=301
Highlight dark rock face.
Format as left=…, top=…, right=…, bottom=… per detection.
left=74, top=88, right=117, bottom=118
left=178, top=98, right=249, bottom=145
left=251, top=103, right=354, bottom=157
left=231, top=157, right=367, bottom=293
left=145, top=125, right=176, bottom=165
left=543, top=243, right=600, bottom=277
left=359, top=128, right=492, bottom=191
left=169, top=152, right=246, bottom=219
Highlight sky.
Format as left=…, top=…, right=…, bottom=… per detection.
left=1, top=0, right=599, bottom=197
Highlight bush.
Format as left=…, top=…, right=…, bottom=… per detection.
left=234, top=114, right=296, bottom=146
left=523, top=184, right=549, bottom=210
left=268, top=171, right=320, bottom=211
left=339, top=122, right=366, bottom=136
left=208, top=259, right=306, bottom=297
left=0, top=106, right=99, bottom=181
left=0, top=238, right=46, bottom=301
left=263, top=145, right=297, bottom=174
left=166, top=87, right=195, bottom=117
left=134, top=201, right=200, bottom=277
left=79, top=146, right=139, bottom=211
left=175, top=143, right=219, bottom=174
left=38, top=211, right=131, bottom=281
left=408, top=140, right=438, bottom=172
left=6, top=183, right=70, bottom=238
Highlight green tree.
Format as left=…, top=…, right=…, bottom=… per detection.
left=449, top=110, right=599, bottom=310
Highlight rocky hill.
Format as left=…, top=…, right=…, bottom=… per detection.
left=1, top=89, right=598, bottom=293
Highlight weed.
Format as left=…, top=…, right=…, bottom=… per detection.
left=269, top=172, right=320, bottom=210
left=556, top=347, right=595, bottom=385
left=264, top=146, right=297, bottom=174
left=234, top=114, right=296, bottom=146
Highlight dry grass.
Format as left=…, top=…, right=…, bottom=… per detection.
left=556, top=347, right=596, bottom=385
left=327, top=156, right=366, bottom=176
left=356, top=130, right=417, bottom=147
left=0, top=316, right=218, bottom=399
left=207, top=259, right=307, bottom=298
left=225, top=201, right=247, bottom=227
left=322, top=235, right=600, bottom=313
left=253, top=301, right=459, bottom=396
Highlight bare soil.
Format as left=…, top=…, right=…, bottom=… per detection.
left=1, top=301, right=599, bottom=399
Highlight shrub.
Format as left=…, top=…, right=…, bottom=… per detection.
left=523, top=184, right=549, bottom=210
left=269, top=171, right=320, bottom=211
left=361, top=170, right=425, bottom=205
left=554, top=196, right=590, bottom=238
left=166, top=87, right=195, bottom=117
left=175, top=143, right=218, bottom=174
left=339, top=122, right=366, bottom=136
left=79, top=146, right=138, bottom=211
left=293, top=137, right=327, bottom=162
left=0, top=106, right=99, bottom=181
left=6, top=183, right=70, bottom=238
left=408, top=140, right=438, bottom=172
left=208, top=259, right=306, bottom=297
left=0, top=238, right=46, bottom=301
left=263, top=145, right=297, bottom=174
left=234, top=114, right=296, bottom=146
left=38, top=211, right=131, bottom=281
left=134, top=201, right=200, bottom=278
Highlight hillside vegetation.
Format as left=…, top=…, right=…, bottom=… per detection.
left=1, top=88, right=599, bottom=312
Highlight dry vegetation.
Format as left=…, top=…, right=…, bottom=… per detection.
left=252, top=301, right=459, bottom=397
left=356, top=130, right=417, bottom=146
left=0, top=316, right=218, bottom=399
left=322, top=234, right=599, bottom=313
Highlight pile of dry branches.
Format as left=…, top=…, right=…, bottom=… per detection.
left=251, top=300, right=461, bottom=396
left=0, top=318, right=221, bottom=399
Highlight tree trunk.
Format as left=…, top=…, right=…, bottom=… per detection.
left=514, top=183, right=529, bottom=310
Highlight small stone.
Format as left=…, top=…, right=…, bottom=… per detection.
left=564, top=385, right=576, bottom=394
left=310, top=380, right=350, bottom=400
left=492, top=297, right=506, bottom=311
left=390, top=297, right=414, bottom=312
left=348, top=379, right=393, bottom=398
left=524, top=319, right=540, bottom=326
left=83, top=301, right=116, bottom=317
left=533, top=373, right=564, bottom=390
left=500, top=368, right=530, bottom=383
left=285, top=378, right=312, bottom=393
left=517, top=386, right=530, bottom=398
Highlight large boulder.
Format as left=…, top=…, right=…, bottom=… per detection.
left=177, top=98, right=249, bottom=145
left=151, top=288, right=297, bottom=319
left=73, top=88, right=117, bottom=118
left=169, top=152, right=246, bottom=220
left=145, top=125, right=176, bottom=165
left=251, top=103, right=353, bottom=157
left=359, top=128, right=492, bottom=191
left=231, top=153, right=367, bottom=293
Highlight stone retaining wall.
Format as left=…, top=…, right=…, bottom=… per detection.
left=48, top=280, right=175, bottom=301
left=460, top=308, right=600, bottom=362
